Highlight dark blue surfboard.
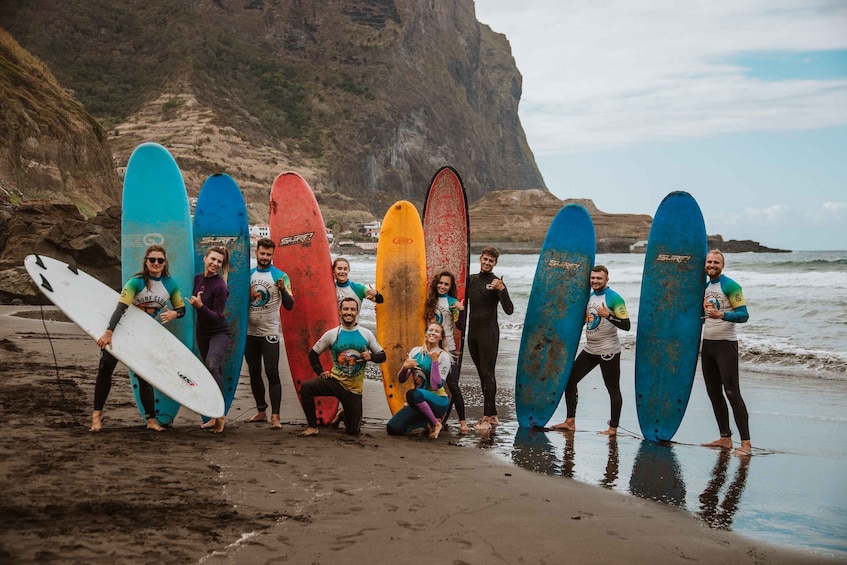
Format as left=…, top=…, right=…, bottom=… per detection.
left=193, top=173, right=250, bottom=418
left=122, top=142, right=195, bottom=425
left=635, top=191, right=707, bottom=442
left=515, top=204, right=595, bottom=428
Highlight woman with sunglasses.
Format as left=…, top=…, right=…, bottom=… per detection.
left=91, top=245, right=185, bottom=432
left=188, top=245, right=231, bottom=434
left=386, top=322, right=452, bottom=439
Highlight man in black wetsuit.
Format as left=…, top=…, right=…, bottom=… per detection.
left=466, top=246, right=514, bottom=432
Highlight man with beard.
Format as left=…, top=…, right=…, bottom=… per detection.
left=244, top=238, right=294, bottom=429
left=299, top=297, right=386, bottom=436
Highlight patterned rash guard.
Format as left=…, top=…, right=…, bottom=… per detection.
left=433, top=294, right=461, bottom=353
left=312, top=324, right=383, bottom=394
left=117, top=275, right=184, bottom=317
left=583, top=287, right=629, bottom=356
left=248, top=265, right=292, bottom=337
left=704, top=275, right=748, bottom=341
left=406, top=346, right=451, bottom=396
left=335, top=280, right=372, bottom=308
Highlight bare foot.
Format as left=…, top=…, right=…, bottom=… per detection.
left=246, top=412, right=267, bottom=423
left=212, top=417, right=226, bottom=434
left=200, top=419, right=216, bottom=429
left=429, top=421, right=443, bottom=439
left=459, top=420, right=470, bottom=434
left=489, top=415, right=500, bottom=430
left=600, top=427, right=617, bottom=436
left=734, top=440, right=753, bottom=457
left=703, top=437, right=733, bottom=449
left=146, top=418, right=166, bottom=432
left=550, top=418, right=575, bottom=431
left=299, top=427, right=319, bottom=437
left=270, top=414, right=282, bottom=429
left=474, top=417, right=491, bottom=432
left=90, top=410, right=104, bottom=432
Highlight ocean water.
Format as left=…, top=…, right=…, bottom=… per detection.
left=339, top=251, right=847, bottom=557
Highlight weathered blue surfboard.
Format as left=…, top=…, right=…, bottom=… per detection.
left=515, top=204, right=595, bottom=428
left=635, top=191, right=707, bottom=442
left=193, top=173, right=250, bottom=418
left=122, top=142, right=195, bottom=425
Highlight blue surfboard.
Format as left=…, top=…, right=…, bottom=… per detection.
left=635, top=191, right=707, bottom=442
left=515, top=204, right=595, bottom=428
left=122, top=142, right=195, bottom=425
left=193, top=173, right=250, bottom=418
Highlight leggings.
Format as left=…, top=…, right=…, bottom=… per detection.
left=564, top=351, right=623, bottom=428
left=444, top=353, right=466, bottom=421
left=701, top=340, right=750, bottom=441
left=197, top=332, right=231, bottom=393
left=244, top=335, right=282, bottom=414
left=468, top=331, right=499, bottom=417
left=300, top=377, right=363, bottom=435
left=93, top=350, right=156, bottom=419
left=387, top=388, right=450, bottom=435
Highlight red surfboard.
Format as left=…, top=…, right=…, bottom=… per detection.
left=422, top=166, right=470, bottom=358
left=269, top=172, right=339, bottom=425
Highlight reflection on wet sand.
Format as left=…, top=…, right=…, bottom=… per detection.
left=600, top=435, right=619, bottom=490
left=698, top=449, right=751, bottom=530
left=629, top=441, right=687, bottom=507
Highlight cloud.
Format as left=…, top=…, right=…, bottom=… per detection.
left=475, top=0, right=847, bottom=154
left=714, top=204, right=791, bottom=226
left=819, top=201, right=847, bottom=219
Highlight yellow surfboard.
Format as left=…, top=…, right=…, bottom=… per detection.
left=376, top=201, right=427, bottom=414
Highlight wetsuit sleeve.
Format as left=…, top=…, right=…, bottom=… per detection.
left=166, top=279, right=186, bottom=318
left=308, top=349, right=325, bottom=375
left=397, top=365, right=411, bottom=383
left=276, top=271, right=294, bottom=310
left=723, top=304, right=749, bottom=323
left=280, top=288, right=294, bottom=311
left=370, top=350, right=387, bottom=364
left=106, top=303, right=129, bottom=332
left=607, top=315, right=631, bottom=331
left=196, top=280, right=228, bottom=326
left=430, top=358, right=442, bottom=389
left=364, top=329, right=386, bottom=363
left=373, top=290, right=384, bottom=304
left=455, top=307, right=467, bottom=332
left=499, top=285, right=515, bottom=315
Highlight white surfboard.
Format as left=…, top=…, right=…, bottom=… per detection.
left=24, top=254, right=224, bottom=418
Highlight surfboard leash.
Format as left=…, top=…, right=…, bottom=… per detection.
left=38, top=301, right=83, bottom=428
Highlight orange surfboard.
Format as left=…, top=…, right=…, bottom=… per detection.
left=269, top=172, right=339, bottom=425
left=375, top=201, right=427, bottom=414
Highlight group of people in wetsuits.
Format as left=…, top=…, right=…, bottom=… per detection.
left=92, top=240, right=752, bottom=456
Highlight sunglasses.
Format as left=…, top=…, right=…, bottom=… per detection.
left=146, top=257, right=166, bottom=265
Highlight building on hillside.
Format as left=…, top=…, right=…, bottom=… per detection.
left=357, top=221, right=381, bottom=239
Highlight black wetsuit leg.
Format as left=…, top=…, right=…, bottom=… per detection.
left=262, top=337, right=282, bottom=415
left=469, top=329, right=499, bottom=417
left=136, top=377, right=157, bottom=420
left=445, top=359, right=465, bottom=421
left=93, top=350, right=119, bottom=411
left=300, top=377, right=363, bottom=435
left=244, top=335, right=268, bottom=412
left=598, top=353, right=622, bottom=428
left=563, top=351, right=600, bottom=419
left=702, top=340, right=749, bottom=441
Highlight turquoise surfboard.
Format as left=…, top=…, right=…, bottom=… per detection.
left=635, top=191, right=707, bottom=442
left=122, top=142, right=195, bottom=425
left=515, top=204, right=595, bottom=428
left=193, top=173, right=250, bottom=418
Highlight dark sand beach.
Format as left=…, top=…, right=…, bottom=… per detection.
left=0, top=306, right=840, bottom=564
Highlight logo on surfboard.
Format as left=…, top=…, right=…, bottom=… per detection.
left=178, top=372, right=196, bottom=387
left=198, top=235, right=238, bottom=247
left=546, top=259, right=580, bottom=271
left=392, top=237, right=414, bottom=245
left=656, top=254, right=692, bottom=264
left=278, top=232, right=315, bottom=247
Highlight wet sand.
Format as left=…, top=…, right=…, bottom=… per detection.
left=0, top=306, right=838, bottom=564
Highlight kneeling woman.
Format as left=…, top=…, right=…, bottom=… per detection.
left=386, top=322, right=451, bottom=439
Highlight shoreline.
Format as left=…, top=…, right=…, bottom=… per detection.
left=0, top=306, right=839, bottom=563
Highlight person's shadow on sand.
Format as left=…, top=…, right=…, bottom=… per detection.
left=698, top=449, right=751, bottom=530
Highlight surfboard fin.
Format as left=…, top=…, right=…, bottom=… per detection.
left=39, top=274, right=54, bottom=293
left=33, top=254, right=46, bottom=269
left=66, top=258, right=78, bottom=275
